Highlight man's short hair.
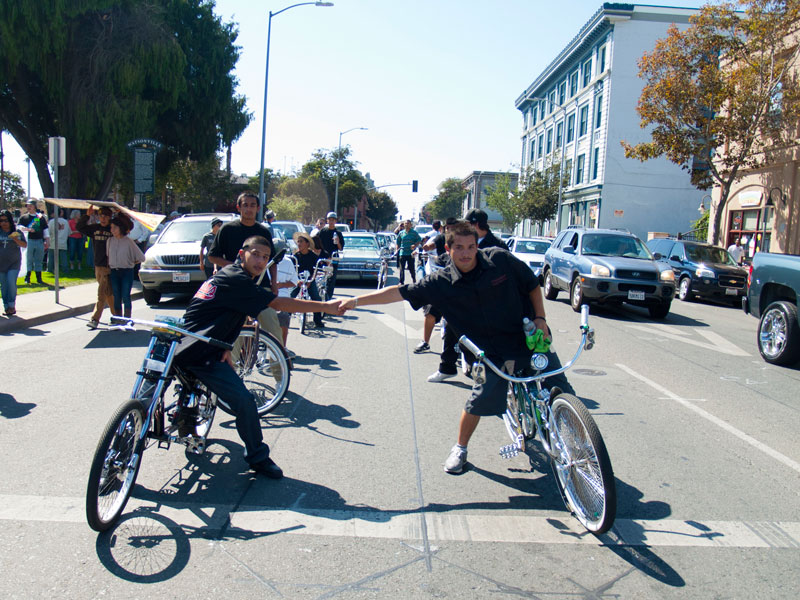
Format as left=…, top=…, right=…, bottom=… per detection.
left=463, top=208, right=488, bottom=229
left=445, top=221, right=478, bottom=247
left=98, top=206, right=113, bottom=217
left=432, top=220, right=441, bottom=230
left=242, top=235, right=270, bottom=252
left=237, top=192, right=260, bottom=207
left=444, top=217, right=459, bottom=227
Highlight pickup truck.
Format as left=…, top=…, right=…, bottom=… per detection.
left=743, top=252, right=800, bottom=365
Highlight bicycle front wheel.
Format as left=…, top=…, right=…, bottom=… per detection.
left=86, top=399, right=146, bottom=532
left=234, top=327, right=290, bottom=415
left=548, top=393, right=616, bottom=534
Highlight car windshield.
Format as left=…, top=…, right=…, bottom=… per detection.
left=515, top=240, right=551, bottom=254
left=344, top=236, right=378, bottom=250
left=582, top=234, right=653, bottom=259
left=271, top=223, right=301, bottom=238
left=685, top=245, right=736, bottom=265
left=158, top=220, right=215, bottom=243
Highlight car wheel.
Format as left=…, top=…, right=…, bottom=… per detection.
left=678, top=277, right=693, bottom=301
left=570, top=277, right=584, bottom=312
left=544, top=270, right=558, bottom=300
left=648, top=301, right=671, bottom=319
left=142, top=288, right=161, bottom=306
left=757, top=300, right=800, bottom=365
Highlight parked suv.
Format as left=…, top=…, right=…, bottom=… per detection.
left=647, top=238, right=747, bottom=305
left=542, top=226, right=675, bottom=318
left=139, top=213, right=236, bottom=305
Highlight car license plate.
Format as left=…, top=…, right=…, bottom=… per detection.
left=725, top=288, right=738, bottom=296
left=628, top=290, right=645, bottom=301
left=172, top=272, right=190, bottom=283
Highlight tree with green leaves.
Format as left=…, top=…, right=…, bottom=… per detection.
left=0, top=0, right=250, bottom=202
left=520, top=158, right=571, bottom=226
left=1, top=170, right=26, bottom=208
left=269, top=194, right=309, bottom=222
left=622, top=0, right=800, bottom=244
left=275, top=175, right=330, bottom=223
left=366, top=191, right=398, bottom=231
left=484, top=173, right=524, bottom=231
left=424, top=178, right=464, bottom=220
left=298, top=146, right=368, bottom=213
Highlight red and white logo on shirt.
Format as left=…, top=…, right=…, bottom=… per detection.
left=194, top=280, right=217, bottom=300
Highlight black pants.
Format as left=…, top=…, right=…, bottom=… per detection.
left=398, top=255, right=416, bottom=284
left=439, top=323, right=459, bottom=375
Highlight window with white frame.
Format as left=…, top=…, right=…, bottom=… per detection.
left=538, top=133, right=544, bottom=156
left=575, top=154, right=585, bottom=184
left=559, top=81, right=566, bottom=105
left=598, top=44, right=606, bottom=73
left=592, top=148, right=600, bottom=179
left=556, top=121, right=563, bottom=148
left=579, top=104, right=589, bottom=137
left=595, top=94, right=603, bottom=128
left=566, top=113, right=575, bottom=143
left=546, top=128, right=553, bottom=154
left=548, top=90, right=556, bottom=113
left=582, top=58, right=592, bottom=87
left=569, top=71, right=579, bottom=97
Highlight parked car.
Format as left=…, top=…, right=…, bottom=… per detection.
left=335, top=223, right=351, bottom=233
left=647, top=238, right=747, bottom=304
left=375, top=231, right=397, bottom=253
left=139, top=213, right=237, bottom=305
left=336, top=232, right=382, bottom=281
left=269, top=220, right=305, bottom=252
left=415, top=224, right=433, bottom=238
left=743, top=252, right=800, bottom=365
left=507, top=236, right=553, bottom=282
left=542, top=226, right=675, bottom=318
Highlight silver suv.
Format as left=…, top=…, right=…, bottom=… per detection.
left=139, top=213, right=236, bottom=305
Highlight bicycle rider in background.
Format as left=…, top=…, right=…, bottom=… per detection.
left=163, top=235, right=340, bottom=479
left=291, top=230, right=326, bottom=329
left=337, top=221, right=574, bottom=474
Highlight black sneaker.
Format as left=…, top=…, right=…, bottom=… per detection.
left=414, top=341, right=430, bottom=354
left=251, top=457, right=284, bottom=479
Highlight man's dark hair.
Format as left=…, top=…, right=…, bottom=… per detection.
left=444, top=217, right=458, bottom=227
left=445, top=221, right=478, bottom=247
left=111, top=215, right=132, bottom=235
left=432, top=220, right=441, bottom=230
left=237, top=192, right=260, bottom=207
left=242, top=235, right=271, bottom=251
left=98, top=206, right=113, bottom=217
left=0, top=210, right=17, bottom=233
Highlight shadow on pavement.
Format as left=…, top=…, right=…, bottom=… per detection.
left=0, top=393, right=36, bottom=419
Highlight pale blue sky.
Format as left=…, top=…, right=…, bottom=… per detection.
left=3, top=0, right=705, bottom=220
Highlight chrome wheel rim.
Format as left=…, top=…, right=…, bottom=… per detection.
left=760, top=309, right=788, bottom=359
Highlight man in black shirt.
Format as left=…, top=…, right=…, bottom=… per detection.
left=317, top=211, right=345, bottom=299
left=18, top=200, right=48, bottom=284
left=177, top=235, right=339, bottom=478
left=77, top=206, right=116, bottom=329
left=337, top=221, right=573, bottom=474
left=208, top=192, right=283, bottom=344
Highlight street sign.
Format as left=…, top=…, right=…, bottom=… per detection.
left=127, top=138, right=163, bottom=196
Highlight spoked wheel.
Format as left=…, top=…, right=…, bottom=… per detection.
left=234, top=327, right=290, bottom=415
left=193, top=387, right=217, bottom=442
left=548, top=393, right=616, bottom=534
left=501, top=383, right=537, bottom=458
left=86, top=400, right=146, bottom=532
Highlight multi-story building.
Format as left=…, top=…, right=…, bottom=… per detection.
left=515, top=3, right=704, bottom=241
left=461, top=170, right=519, bottom=232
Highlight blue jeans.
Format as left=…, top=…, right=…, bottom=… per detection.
left=68, top=237, right=84, bottom=265
left=0, top=269, right=19, bottom=310
left=110, top=268, right=135, bottom=315
left=47, top=248, right=69, bottom=273
left=26, top=238, right=45, bottom=274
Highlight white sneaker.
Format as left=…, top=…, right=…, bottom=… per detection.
left=444, top=445, right=467, bottom=473
left=427, top=371, right=455, bottom=383
left=86, top=319, right=99, bottom=330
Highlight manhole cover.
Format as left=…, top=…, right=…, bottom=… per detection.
left=573, top=368, right=607, bottom=376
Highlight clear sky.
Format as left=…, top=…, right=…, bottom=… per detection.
left=2, top=0, right=705, bottom=221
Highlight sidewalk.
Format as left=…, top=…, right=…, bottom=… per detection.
left=0, top=281, right=143, bottom=335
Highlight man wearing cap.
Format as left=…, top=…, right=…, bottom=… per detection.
left=199, top=218, right=223, bottom=280
left=18, top=201, right=49, bottom=285
left=291, top=230, right=325, bottom=328
left=264, top=209, right=276, bottom=232
left=317, top=212, right=345, bottom=299
left=464, top=208, right=507, bottom=251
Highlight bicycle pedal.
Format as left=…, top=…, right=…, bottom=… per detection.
left=157, top=439, right=172, bottom=450
left=499, top=444, right=520, bottom=459
left=185, top=437, right=206, bottom=454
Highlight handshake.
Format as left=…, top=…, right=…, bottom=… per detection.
left=321, top=297, right=360, bottom=316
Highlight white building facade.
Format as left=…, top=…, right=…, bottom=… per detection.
left=515, top=3, right=705, bottom=241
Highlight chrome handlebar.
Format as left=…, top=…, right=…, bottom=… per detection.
left=109, top=316, right=234, bottom=351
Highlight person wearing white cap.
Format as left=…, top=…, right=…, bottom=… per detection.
left=318, top=211, right=345, bottom=299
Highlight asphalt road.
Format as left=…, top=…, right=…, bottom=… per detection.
left=1, top=275, right=798, bottom=599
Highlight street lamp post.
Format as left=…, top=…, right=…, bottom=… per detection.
left=257, top=1, right=333, bottom=222
left=333, top=126, right=367, bottom=216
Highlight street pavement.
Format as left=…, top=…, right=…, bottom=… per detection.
left=1, top=274, right=799, bottom=599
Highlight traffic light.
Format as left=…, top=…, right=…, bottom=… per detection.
left=412, top=180, right=418, bottom=193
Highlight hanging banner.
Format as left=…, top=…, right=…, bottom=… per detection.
left=40, top=198, right=164, bottom=231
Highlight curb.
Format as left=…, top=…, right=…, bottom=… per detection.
left=0, top=290, right=144, bottom=335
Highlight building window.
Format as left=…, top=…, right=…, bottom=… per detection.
left=592, top=148, right=600, bottom=179
left=582, top=58, right=592, bottom=87
left=570, top=71, right=579, bottom=97
left=579, top=104, right=589, bottom=137
left=548, top=90, right=556, bottom=114
left=531, top=105, right=538, bottom=126
left=556, top=121, right=563, bottom=148
left=530, top=137, right=536, bottom=162
left=575, top=154, right=585, bottom=184
left=595, top=94, right=603, bottom=128
left=538, top=134, right=544, bottom=156
left=559, top=81, right=566, bottom=105
left=598, top=44, right=606, bottom=73
left=539, top=100, right=546, bottom=119
left=565, top=158, right=573, bottom=183
left=566, top=113, right=575, bottom=143
left=546, top=128, right=553, bottom=154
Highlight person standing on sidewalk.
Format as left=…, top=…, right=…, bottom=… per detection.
left=77, top=206, right=115, bottom=329
left=47, top=209, right=70, bottom=275
left=17, top=201, right=48, bottom=285
left=108, top=215, right=146, bottom=319
left=0, top=210, right=27, bottom=316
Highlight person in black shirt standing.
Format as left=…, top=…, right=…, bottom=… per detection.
left=176, top=235, right=340, bottom=478
left=337, top=221, right=573, bottom=474
left=77, top=206, right=116, bottom=329
left=317, top=211, right=345, bottom=299
left=17, top=200, right=48, bottom=285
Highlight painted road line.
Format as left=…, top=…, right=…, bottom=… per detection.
left=617, top=363, right=800, bottom=475
left=626, top=324, right=749, bottom=356
left=3, top=494, right=800, bottom=549
left=373, top=313, right=422, bottom=339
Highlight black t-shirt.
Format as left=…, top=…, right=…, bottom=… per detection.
left=432, top=232, right=446, bottom=255
left=318, top=228, right=344, bottom=255
left=175, top=262, right=277, bottom=367
left=479, top=230, right=508, bottom=250
left=399, top=247, right=538, bottom=359
left=76, top=216, right=112, bottom=267
left=208, top=220, right=275, bottom=286
left=19, top=213, right=48, bottom=241
left=294, top=250, right=321, bottom=278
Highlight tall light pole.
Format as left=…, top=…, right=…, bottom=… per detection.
left=333, top=126, right=367, bottom=216
left=257, top=1, right=333, bottom=221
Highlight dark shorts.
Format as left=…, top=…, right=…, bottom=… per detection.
left=278, top=311, right=291, bottom=328
left=464, top=351, right=574, bottom=416
left=422, top=303, right=441, bottom=320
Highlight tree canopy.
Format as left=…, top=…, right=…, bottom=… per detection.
left=298, top=146, right=368, bottom=213
left=483, top=173, right=522, bottom=231
left=0, top=0, right=251, bottom=202
left=622, top=0, right=800, bottom=244
left=366, top=191, right=398, bottom=231
left=424, top=178, right=464, bottom=220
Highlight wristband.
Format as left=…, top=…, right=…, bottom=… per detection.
left=534, top=316, right=546, bottom=322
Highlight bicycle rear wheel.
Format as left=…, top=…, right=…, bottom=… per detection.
left=86, top=399, right=146, bottom=532
left=234, top=327, right=290, bottom=415
left=548, top=393, right=616, bottom=534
